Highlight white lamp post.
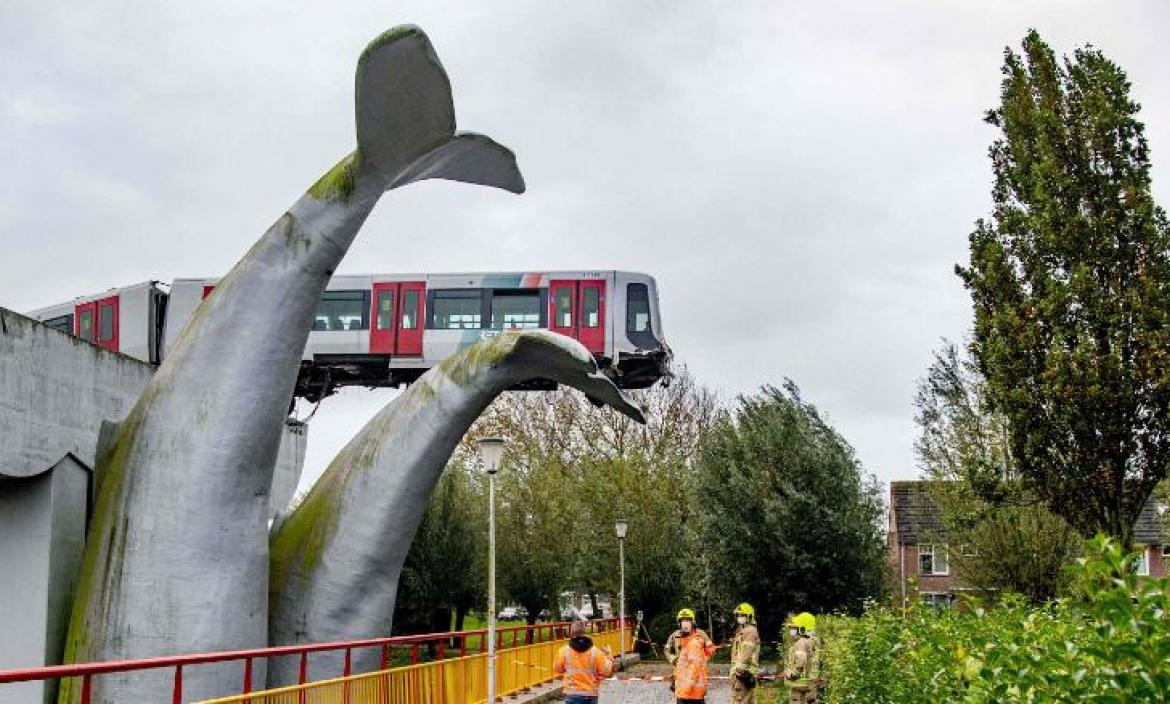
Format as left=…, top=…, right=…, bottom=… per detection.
left=614, top=518, right=628, bottom=669
left=478, top=437, right=505, bottom=704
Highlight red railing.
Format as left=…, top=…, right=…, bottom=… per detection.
left=0, top=618, right=625, bottom=704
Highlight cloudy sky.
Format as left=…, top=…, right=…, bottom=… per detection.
left=3, top=1, right=1169, bottom=492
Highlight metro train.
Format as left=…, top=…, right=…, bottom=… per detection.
left=27, top=270, right=671, bottom=401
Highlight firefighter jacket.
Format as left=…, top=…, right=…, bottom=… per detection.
left=784, top=634, right=820, bottom=691
left=730, top=623, right=760, bottom=676
left=664, top=628, right=717, bottom=699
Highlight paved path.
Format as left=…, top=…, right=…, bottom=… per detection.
left=597, top=663, right=733, bottom=704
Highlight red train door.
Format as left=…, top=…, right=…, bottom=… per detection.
left=94, top=295, right=119, bottom=352
left=75, top=301, right=96, bottom=342
left=397, top=282, right=425, bottom=355
left=548, top=279, right=606, bottom=355
left=370, top=282, right=399, bottom=354
left=371, top=281, right=425, bottom=355
left=549, top=280, right=577, bottom=340
left=577, top=280, right=605, bottom=355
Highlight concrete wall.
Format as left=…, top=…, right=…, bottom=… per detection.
left=0, top=308, right=153, bottom=480
left=0, top=308, right=307, bottom=699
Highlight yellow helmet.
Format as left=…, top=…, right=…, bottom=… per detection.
left=787, top=612, right=816, bottom=632
left=676, top=608, right=696, bottom=621
left=733, top=603, right=756, bottom=621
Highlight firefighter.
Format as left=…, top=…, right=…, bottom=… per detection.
left=784, top=612, right=821, bottom=703
left=552, top=620, right=615, bottom=703
left=663, top=608, right=717, bottom=703
left=729, top=603, right=760, bottom=704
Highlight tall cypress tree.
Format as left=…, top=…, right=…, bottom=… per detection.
left=957, top=30, right=1170, bottom=545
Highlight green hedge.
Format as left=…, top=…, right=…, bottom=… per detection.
left=821, top=536, right=1170, bottom=703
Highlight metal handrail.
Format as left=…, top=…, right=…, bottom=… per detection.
left=0, top=617, right=627, bottom=703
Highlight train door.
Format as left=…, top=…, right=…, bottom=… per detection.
left=548, top=279, right=606, bottom=355
left=577, top=280, right=605, bottom=354
left=398, top=282, right=425, bottom=355
left=75, top=301, right=96, bottom=342
left=370, top=282, right=399, bottom=354
left=549, top=280, right=577, bottom=340
left=370, top=281, right=425, bottom=355
left=94, top=295, right=119, bottom=352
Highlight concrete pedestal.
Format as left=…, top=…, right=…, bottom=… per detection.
left=0, top=456, right=89, bottom=704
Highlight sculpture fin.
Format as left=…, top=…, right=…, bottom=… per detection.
left=354, top=26, right=524, bottom=193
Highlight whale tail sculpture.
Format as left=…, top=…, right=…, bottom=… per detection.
left=268, top=331, right=644, bottom=684
left=60, top=26, right=523, bottom=704
left=312, top=25, right=524, bottom=204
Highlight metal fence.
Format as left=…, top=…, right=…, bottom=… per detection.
left=0, top=619, right=627, bottom=703
left=197, top=627, right=631, bottom=704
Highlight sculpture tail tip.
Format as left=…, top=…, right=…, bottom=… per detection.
left=354, top=26, right=525, bottom=195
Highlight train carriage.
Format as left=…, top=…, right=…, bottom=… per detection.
left=27, top=270, right=670, bottom=401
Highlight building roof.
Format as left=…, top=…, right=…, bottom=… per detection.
left=890, top=481, right=949, bottom=545
left=890, top=480, right=1170, bottom=546
left=1134, top=498, right=1169, bottom=546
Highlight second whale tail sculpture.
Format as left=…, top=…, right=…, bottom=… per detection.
left=268, top=331, right=644, bottom=684
left=61, top=26, right=521, bottom=704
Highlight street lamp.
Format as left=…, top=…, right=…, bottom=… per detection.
left=478, top=437, right=505, bottom=704
left=614, top=518, right=628, bottom=669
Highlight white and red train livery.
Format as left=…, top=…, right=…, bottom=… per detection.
left=27, top=270, right=670, bottom=401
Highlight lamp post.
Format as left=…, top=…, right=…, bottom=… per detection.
left=614, top=518, right=628, bottom=669
left=478, top=437, right=505, bottom=704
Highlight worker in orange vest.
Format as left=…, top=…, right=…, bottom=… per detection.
left=552, top=620, right=615, bottom=703
left=663, top=608, right=717, bottom=703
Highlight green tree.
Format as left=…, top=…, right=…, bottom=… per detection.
left=695, top=382, right=886, bottom=639
left=957, top=30, right=1170, bottom=545
left=465, top=368, right=715, bottom=640
left=914, top=341, right=1080, bottom=602
left=394, top=462, right=487, bottom=635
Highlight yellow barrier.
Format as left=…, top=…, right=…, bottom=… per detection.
left=198, top=627, right=630, bottom=704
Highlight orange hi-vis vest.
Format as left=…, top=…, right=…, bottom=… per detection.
left=672, top=630, right=717, bottom=699
left=552, top=642, right=614, bottom=697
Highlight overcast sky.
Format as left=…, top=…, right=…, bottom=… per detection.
left=3, top=1, right=1169, bottom=493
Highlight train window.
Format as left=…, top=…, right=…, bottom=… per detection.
left=98, top=303, right=115, bottom=342
left=315, top=290, right=369, bottom=331
left=626, top=283, right=651, bottom=333
left=376, top=289, right=395, bottom=330
left=402, top=289, right=420, bottom=329
left=555, top=287, right=573, bottom=328
left=581, top=287, right=600, bottom=328
left=79, top=309, right=94, bottom=341
left=432, top=290, right=480, bottom=329
left=44, top=315, right=73, bottom=334
left=491, top=290, right=540, bottom=329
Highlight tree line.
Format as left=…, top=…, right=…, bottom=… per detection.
left=393, top=370, right=887, bottom=645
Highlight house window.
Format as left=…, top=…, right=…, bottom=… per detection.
left=1132, top=548, right=1150, bottom=576
left=919, top=544, right=949, bottom=576
left=960, top=544, right=978, bottom=558
left=1162, top=544, right=1170, bottom=559
left=921, top=592, right=954, bottom=610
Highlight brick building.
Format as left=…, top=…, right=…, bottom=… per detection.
left=888, top=481, right=1169, bottom=607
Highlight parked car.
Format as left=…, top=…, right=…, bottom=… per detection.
left=498, top=607, right=521, bottom=621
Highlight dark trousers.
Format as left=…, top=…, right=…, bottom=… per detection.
left=678, top=699, right=706, bottom=704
